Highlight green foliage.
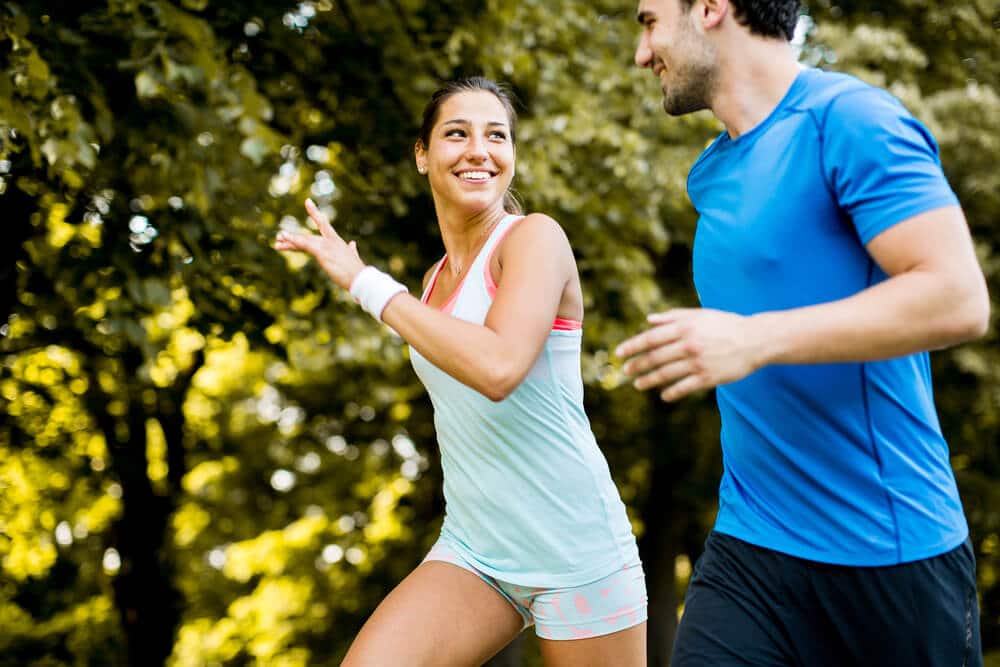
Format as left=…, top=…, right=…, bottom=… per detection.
left=2, top=0, right=998, bottom=665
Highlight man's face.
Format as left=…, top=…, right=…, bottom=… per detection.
left=635, top=0, right=717, bottom=116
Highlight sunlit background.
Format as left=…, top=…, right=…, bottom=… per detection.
left=2, top=1, right=999, bottom=665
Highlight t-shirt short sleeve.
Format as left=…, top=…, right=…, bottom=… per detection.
left=819, top=87, right=959, bottom=246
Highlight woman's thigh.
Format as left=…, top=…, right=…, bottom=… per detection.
left=531, top=561, right=648, bottom=667
left=539, top=622, right=646, bottom=667
left=341, top=560, right=524, bottom=667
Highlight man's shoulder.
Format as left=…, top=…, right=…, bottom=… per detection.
left=794, top=68, right=906, bottom=128
left=794, top=68, right=886, bottom=112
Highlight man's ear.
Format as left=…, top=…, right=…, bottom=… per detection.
left=697, top=0, right=728, bottom=30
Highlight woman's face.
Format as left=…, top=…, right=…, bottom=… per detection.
left=416, top=90, right=515, bottom=216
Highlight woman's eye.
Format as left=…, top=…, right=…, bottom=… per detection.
left=489, top=131, right=507, bottom=140
left=445, top=129, right=466, bottom=138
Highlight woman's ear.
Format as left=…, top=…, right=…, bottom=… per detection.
left=415, top=141, right=427, bottom=175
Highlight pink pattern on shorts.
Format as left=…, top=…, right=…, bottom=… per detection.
left=549, top=591, right=598, bottom=639
left=422, top=538, right=647, bottom=641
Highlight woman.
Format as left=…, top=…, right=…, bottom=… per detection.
left=275, top=77, right=646, bottom=667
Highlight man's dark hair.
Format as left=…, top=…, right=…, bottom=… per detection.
left=684, top=0, right=800, bottom=40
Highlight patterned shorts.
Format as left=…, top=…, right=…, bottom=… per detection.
left=423, top=536, right=647, bottom=640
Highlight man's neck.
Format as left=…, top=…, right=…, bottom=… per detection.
left=710, top=40, right=802, bottom=139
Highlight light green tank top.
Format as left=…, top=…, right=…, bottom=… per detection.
left=409, top=215, right=638, bottom=587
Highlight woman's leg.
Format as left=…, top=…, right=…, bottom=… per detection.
left=539, top=622, right=647, bottom=667
left=341, top=560, right=524, bottom=667
left=527, top=562, right=648, bottom=667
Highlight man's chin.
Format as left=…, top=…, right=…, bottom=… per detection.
left=662, top=95, right=705, bottom=117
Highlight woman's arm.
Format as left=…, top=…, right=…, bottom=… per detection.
left=383, top=214, right=575, bottom=401
left=275, top=201, right=576, bottom=401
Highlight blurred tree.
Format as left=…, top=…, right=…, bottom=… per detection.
left=1, top=0, right=315, bottom=662
left=1, top=1, right=997, bottom=666
left=1, top=1, right=490, bottom=664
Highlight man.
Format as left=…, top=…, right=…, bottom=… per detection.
left=617, top=0, right=991, bottom=664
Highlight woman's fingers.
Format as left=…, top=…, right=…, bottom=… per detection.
left=274, top=231, right=301, bottom=249
left=274, top=231, right=296, bottom=250
left=276, top=203, right=358, bottom=265
left=275, top=231, right=320, bottom=256
left=305, top=198, right=342, bottom=241
left=274, top=211, right=366, bottom=291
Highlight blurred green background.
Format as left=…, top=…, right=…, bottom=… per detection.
left=1, top=1, right=998, bottom=665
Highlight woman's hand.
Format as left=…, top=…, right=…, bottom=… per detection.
left=274, top=198, right=366, bottom=291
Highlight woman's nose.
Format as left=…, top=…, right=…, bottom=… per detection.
left=465, top=135, right=488, bottom=161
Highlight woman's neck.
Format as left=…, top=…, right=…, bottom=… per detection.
left=436, top=205, right=509, bottom=277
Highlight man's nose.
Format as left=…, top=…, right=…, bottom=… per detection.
left=635, top=35, right=652, bottom=68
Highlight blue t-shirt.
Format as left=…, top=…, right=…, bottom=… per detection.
left=689, top=67, right=966, bottom=566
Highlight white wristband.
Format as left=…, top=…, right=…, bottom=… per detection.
left=349, top=266, right=408, bottom=322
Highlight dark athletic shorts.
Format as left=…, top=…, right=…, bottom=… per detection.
left=671, top=531, right=982, bottom=667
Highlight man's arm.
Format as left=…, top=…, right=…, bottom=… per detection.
left=616, top=205, right=990, bottom=401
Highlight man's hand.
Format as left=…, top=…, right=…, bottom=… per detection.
left=274, top=199, right=366, bottom=291
left=615, top=308, right=765, bottom=401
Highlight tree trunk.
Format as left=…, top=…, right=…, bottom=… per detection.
left=159, top=349, right=202, bottom=496
left=639, top=458, right=678, bottom=667
left=1, top=176, right=37, bottom=326
left=98, top=349, right=181, bottom=666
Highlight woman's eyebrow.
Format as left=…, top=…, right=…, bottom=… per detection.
left=440, top=119, right=508, bottom=128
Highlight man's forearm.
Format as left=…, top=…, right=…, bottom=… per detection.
left=749, top=268, right=989, bottom=368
